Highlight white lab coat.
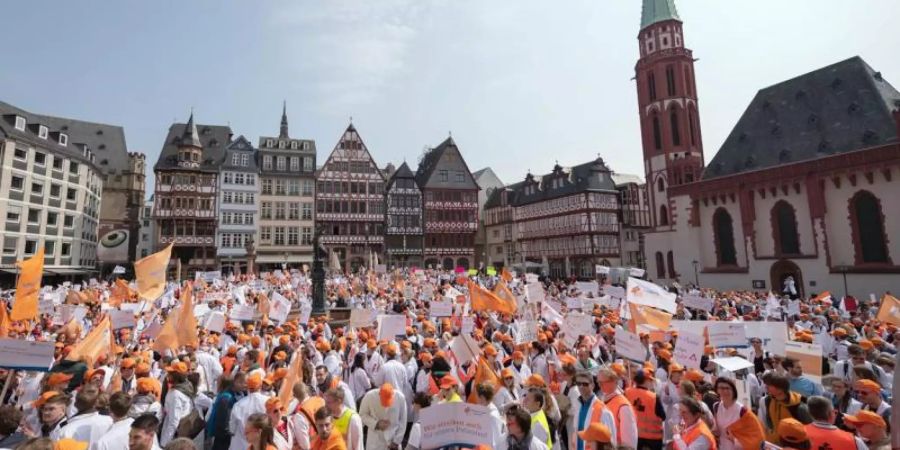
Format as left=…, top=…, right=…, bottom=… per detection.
left=91, top=417, right=134, bottom=450
left=289, top=411, right=313, bottom=450
left=374, top=359, right=413, bottom=420
left=358, top=389, right=407, bottom=450
left=58, top=411, right=113, bottom=444
left=160, top=389, right=192, bottom=446
left=228, top=391, right=270, bottom=450
left=195, top=350, right=224, bottom=394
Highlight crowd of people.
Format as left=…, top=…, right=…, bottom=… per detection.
left=0, top=261, right=896, bottom=450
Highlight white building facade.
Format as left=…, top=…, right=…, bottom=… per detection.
left=217, top=136, right=259, bottom=274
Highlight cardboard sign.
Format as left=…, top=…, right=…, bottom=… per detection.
left=785, top=341, right=823, bottom=382
left=269, top=292, right=291, bottom=324
left=419, top=402, right=494, bottom=449
left=110, top=309, right=137, bottom=330
left=708, top=322, right=748, bottom=348
left=430, top=299, right=453, bottom=317
left=516, top=321, right=539, bottom=345
left=297, top=303, right=312, bottom=324
left=614, top=328, right=646, bottom=363
left=377, top=314, right=407, bottom=340
left=461, top=316, right=475, bottom=334
left=682, top=294, right=714, bottom=312
left=450, top=333, right=481, bottom=366
left=350, top=308, right=377, bottom=328
left=193, top=303, right=211, bottom=320
left=525, top=283, right=545, bottom=304
left=595, top=265, right=610, bottom=275
left=204, top=311, right=227, bottom=333
left=674, top=330, right=705, bottom=370
left=229, top=304, right=256, bottom=321
left=0, top=338, right=55, bottom=371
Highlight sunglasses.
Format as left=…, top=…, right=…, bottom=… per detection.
left=576, top=382, right=592, bottom=387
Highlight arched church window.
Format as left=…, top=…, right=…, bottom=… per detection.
left=850, top=191, right=889, bottom=263
left=772, top=201, right=800, bottom=255
left=713, top=208, right=737, bottom=266
left=667, top=251, right=676, bottom=279
left=659, top=205, right=669, bottom=226
left=656, top=252, right=665, bottom=278
left=652, top=116, right=662, bottom=150
left=657, top=178, right=665, bottom=192
left=670, top=110, right=681, bottom=146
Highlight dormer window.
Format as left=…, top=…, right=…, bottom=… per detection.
left=38, top=125, right=49, bottom=139
left=278, top=140, right=286, bottom=149
left=59, top=133, right=68, bottom=146
left=266, top=139, right=274, bottom=148
left=14, top=116, right=26, bottom=131
left=291, top=141, right=298, bottom=150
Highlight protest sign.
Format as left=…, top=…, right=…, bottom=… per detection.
left=403, top=286, right=415, bottom=299
left=269, top=292, right=291, bottom=324
left=626, top=277, right=677, bottom=313
left=785, top=341, right=823, bottom=382
left=516, top=321, right=539, bottom=345
left=430, top=299, right=453, bottom=317
left=525, top=283, right=545, bottom=304
left=350, top=308, right=377, bottom=328
left=0, top=339, right=55, bottom=371
left=629, top=267, right=646, bottom=278
left=204, top=312, right=227, bottom=333
left=575, top=281, right=599, bottom=296
left=419, top=402, right=494, bottom=449
left=229, top=304, right=256, bottom=321
left=708, top=322, right=748, bottom=348
left=142, top=319, right=163, bottom=339
left=595, top=265, right=610, bottom=275
left=461, top=316, right=475, bottom=334
left=604, top=285, right=626, bottom=299
left=39, top=295, right=56, bottom=315
left=110, top=309, right=137, bottom=330
left=450, top=333, right=481, bottom=366
left=374, top=264, right=387, bottom=274
left=566, top=297, right=584, bottom=310
left=711, top=356, right=755, bottom=373
left=297, top=303, right=312, bottom=324
left=682, top=294, right=714, bottom=312
left=377, top=314, right=407, bottom=340
left=563, top=313, right=594, bottom=347
left=787, top=299, right=800, bottom=316
left=596, top=295, right=620, bottom=310
left=744, top=322, right=788, bottom=356
left=614, top=328, right=646, bottom=363
left=674, top=330, right=705, bottom=370
left=541, top=302, right=563, bottom=325
left=192, top=303, right=211, bottom=320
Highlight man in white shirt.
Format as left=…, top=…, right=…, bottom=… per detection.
left=325, top=387, right=363, bottom=450
left=229, top=372, right=270, bottom=450
left=358, top=384, right=407, bottom=450
left=160, top=362, right=195, bottom=446
left=58, top=385, right=113, bottom=443
left=92, top=392, right=134, bottom=450
left=128, top=414, right=163, bottom=450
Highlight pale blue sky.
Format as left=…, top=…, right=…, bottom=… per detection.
left=3, top=1, right=898, bottom=195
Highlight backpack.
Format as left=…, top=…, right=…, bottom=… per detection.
left=175, top=404, right=206, bottom=439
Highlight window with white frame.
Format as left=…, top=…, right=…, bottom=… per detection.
left=302, top=203, right=312, bottom=220
left=274, top=227, right=285, bottom=245
left=241, top=154, right=249, bottom=166
left=261, top=227, right=271, bottom=242
left=34, top=152, right=46, bottom=166
left=303, top=157, right=313, bottom=171
left=10, top=176, right=23, bottom=191
left=235, top=173, right=245, bottom=184
left=6, top=206, right=22, bottom=223
left=14, top=116, right=26, bottom=130
left=301, top=227, right=312, bottom=245
left=222, top=233, right=232, bottom=248
left=223, top=173, right=233, bottom=184
left=13, top=147, right=27, bottom=161
left=263, top=156, right=273, bottom=170
left=246, top=174, right=255, bottom=185
left=24, top=240, right=37, bottom=255
left=58, top=134, right=68, bottom=146
left=278, top=140, right=286, bottom=149
left=232, top=153, right=240, bottom=165
left=288, top=180, right=300, bottom=195
left=247, top=193, right=255, bottom=204
left=276, top=157, right=286, bottom=171
left=289, top=203, right=299, bottom=220
left=262, top=179, right=272, bottom=194
left=287, top=227, right=299, bottom=245
left=290, top=157, right=299, bottom=171
left=38, top=126, right=48, bottom=139
left=302, top=180, right=313, bottom=196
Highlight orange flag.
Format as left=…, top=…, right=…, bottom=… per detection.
left=0, top=301, right=10, bottom=337
left=726, top=409, right=765, bottom=450
left=66, top=316, right=112, bottom=366
left=175, top=283, right=199, bottom=349
left=279, top=351, right=304, bottom=407
left=468, top=281, right=516, bottom=315
left=628, top=303, right=672, bottom=330
left=134, top=244, right=173, bottom=300
left=500, top=268, right=513, bottom=283
left=467, top=356, right=502, bottom=403
left=876, top=294, right=900, bottom=326
left=491, top=280, right=519, bottom=314
left=10, top=248, right=45, bottom=321
left=109, top=279, right=135, bottom=307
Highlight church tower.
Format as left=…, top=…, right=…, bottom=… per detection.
left=636, top=0, right=704, bottom=229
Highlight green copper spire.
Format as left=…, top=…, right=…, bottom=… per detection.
left=640, top=0, right=680, bottom=29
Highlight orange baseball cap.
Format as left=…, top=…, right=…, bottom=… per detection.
left=684, top=369, right=705, bottom=383
left=247, top=373, right=263, bottom=390
left=32, top=391, right=60, bottom=409
left=523, top=374, right=546, bottom=388
left=577, top=422, right=612, bottom=443
left=439, top=374, right=458, bottom=389
left=853, top=379, right=881, bottom=393
left=47, top=372, right=74, bottom=386
left=843, top=410, right=886, bottom=429
left=165, top=361, right=189, bottom=375
left=500, top=368, right=515, bottom=379
left=668, top=363, right=685, bottom=373
left=120, top=358, right=136, bottom=369
left=777, top=418, right=808, bottom=445
left=379, top=383, right=395, bottom=407
left=54, top=438, right=88, bottom=450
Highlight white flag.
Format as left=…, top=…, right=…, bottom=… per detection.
left=626, top=277, right=677, bottom=314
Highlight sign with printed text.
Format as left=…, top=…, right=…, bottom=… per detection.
left=450, top=333, right=480, bottom=366
left=516, top=321, right=539, bottom=345
left=297, top=303, right=312, bottom=324
left=0, top=339, right=55, bottom=371
left=204, top=311, right=227, bottom=333
left=603, top=285, right=626, bottom=299
left=269, top=292, right=291, bottom=324
left=575, top=281, right=599, bottom=296
left=430, top=299, right=453, bottom=317
left=229, top=304, right=256, bottom=321
left=674, top=330, right=704, bottom=370
left=563, top=313, right=594, bottom=347
left=350, top=308, right=377, bottom=328
left=614, top=328, right=646, bottom=363
left=682, top=294, right=714, bottom=312
left=525, top=283, right=545, bottom=304
left=461, top=316, right=475, bottom=334
left=110, top=309, right=137, bottom=330
left=626, top=277, right=677, bottom=313
left=419, top=402, right=494, bottom=449
left=377, top=314, right=407, bottom=340
left=785, top=341, right=823, bottom=382
left=708, top=322, right=748, bottom=348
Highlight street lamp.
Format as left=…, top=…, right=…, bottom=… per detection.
left=311, top=223, right=327, bottom=315
left=834, top=265, right=850, bottom=298
left=692, top=260, right=699, bottom=287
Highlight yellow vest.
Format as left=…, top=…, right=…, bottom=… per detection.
left=443, top=392, right=462, bottom=403
left=531, top=409, right=553, bottom=449
left=334, top=408, right=354, bottom=438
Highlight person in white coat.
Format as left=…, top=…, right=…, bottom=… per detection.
left=58, top=385, right=113, bottom=444
left=358, top=383, right=408, bottom=450
left=229, top=372, right=270, bottom=450
left=160, top=363, right=195, bottom=446
left=194, top=344, right=224, bottom=395
left=373, top=345, right=413, bottom=414
left=92, top=392, right=134, bottom=450
left=325, top=387, right=363, bottom=450
left=473, top=382, right=507, bottom=449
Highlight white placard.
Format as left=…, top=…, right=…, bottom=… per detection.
left=204, top=311, right=227, bottom=333
left=604, top=285, right=626, bottom=299
left=674, top=330, right=705, bottom=370
left=377, top=315, right=407, bottom=340
left=430, top=299, right=453, bottom=317
left=566, top=297, right=584, bottom=309
left=350, top=308, right=377, bottom=328
left=403, top=286, right=414, bottom=299
left=297, top=303, right=312, bottom=324
left=595, top=265, right=610, bottom=275
left=597, top=295, right=620, bottom=310
left=711, top=356, right=755, bottom=373
left=419, top=402, right=494, bottom=449
left=374, top=264, right=387, bottom=274
left=541, top=302, right=564, bottom=325
left=614, top=328, right=647, bottom=363
left=629, top=267, right=646, bottom=278
left=516, top=321, right=539, bottom=345
left=39, top=295, right=56, bottom=315
left=682, top=294, right=714, bottom=312
left=744, top=322, right=788, bottom=356
left=0, top=339, right=55, bottom=371
left=461, top=316, right=475, bottom=334
left=525, top=283, right=545, bottom=304
left=787, top=299, right=800, bottom=316
left=193, top=303, right=211, bottom=319
left=269, top=292, right=291, bottom=324
left=110, top=309, right=137, bottom=330
left=575, top=281, right=599, bottom=296
left=563, top=313, right=594, bottom=347
left=113, top=265, right=126, bottom=274
left=785, top=341, right=823, bottom=382
left=525, top=273, right=539, bottom=284
left=708, top=322, right=748, bottom=348
left=450, top=333, right=481, bottom=366
left=229, top=304, right=257, bottom=321
left=143, top=318, right=163, bottom=339
left=626, top=277, right=677, bottom=313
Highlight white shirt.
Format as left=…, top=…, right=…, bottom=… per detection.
left=58, top=411, right=113, bottom=444
left=289, top=411, right=312, bottom=450
left=160, top=389, right=192, bottom=446
left=358, top=389, right=408, bottom=450
left=228, top=391, right=270, bottom=450
left=713, top=402, right=743, bottom=450
left=195, top=350, right=224, bottom=393
left=341, top=406, right=364, bottom=450
left=91, top=417, right=133, bottom=450
left=349, top=367, right=372, bottom=402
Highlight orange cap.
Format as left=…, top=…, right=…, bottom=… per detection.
left=120, top=358, right=136, bottom=369
left=858, top=339, right=874, bottom=351
left=843, top=410, right=886, bottom=429
left=524, top=374, right=546, bottom=388
left=777, top=418, right=808, bottom=445
left=265, top=397, right=283, bottom=413
left=419, top=352, right=433, bottom=363
left=367, top=339, right=377, bottom=350
left=54, top=438, right=88, bottom=450
left=379, top=383, right=395, bottom=408
left=47, top=372, right=74, bottom=386
left=32, top=391, right=60, bottom=409
left=559, top=354, right=577, bottom=366
left=684, top=369, right=705, bottom=383
left=657, top=349, right=672, bottom=361
left=501, top=368, right=515, bottom=379
left=165, top=362, right=189, bottom=375
left=668, top=363, right=685, bottom=374
left=439, top=374, right=458, bottom=389
left=136, top=377, right=161, bottom=396
left=483, top=345, right=497, bottom=357
left=247, top=373, right=263, bottom=390
left=273, top=351, right=287, bottom=361
left=577, top=422, right=612, bottom=443
left=853, top=379, right=881, bottom=393
left=511, top=350, right=524, bottom=360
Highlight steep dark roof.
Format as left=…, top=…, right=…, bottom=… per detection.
left=484, top=181, right=524, bottom=209
left=154, top=121, right=232, bottom=172
left=0, top=100, right=126, bottom=175
left=220, top=135, right=258, bottom=171
left=510, top=157, right=617, bottom=206
left=391, top=161, right=415, bottom=179
left=704, top=56, right=900, bottom=180
left=414, top=137, right=479, bottom=190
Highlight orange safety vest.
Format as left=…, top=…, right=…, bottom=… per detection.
left=570, top=397, right=609, bottom=450
left=300, top=396, right=325, bottom=441
left=682, top=420, right=717, bottom=450
left=605, top=393, right=633, bottom=440
left=804, top=423, right=855, bottom=450
left=625, top=387, right=663, bottom=441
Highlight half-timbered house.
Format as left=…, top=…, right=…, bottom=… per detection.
left=385, top=162, right=423, bottom=267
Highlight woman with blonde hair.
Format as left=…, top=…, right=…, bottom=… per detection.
left=244, top=413, right=277, bottom=450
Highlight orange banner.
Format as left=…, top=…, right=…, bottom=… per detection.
left=10, top=248, right=45, bottom=321
left=468, top=281, right=515, bottom=315
left=876, top=294, right=900, bottom=326
left=134, top=243, right=173, bottom=300
left=66, top=316, right=112, bottom=366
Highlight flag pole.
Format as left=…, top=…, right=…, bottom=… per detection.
left=0, top=370, right=14, bottom=403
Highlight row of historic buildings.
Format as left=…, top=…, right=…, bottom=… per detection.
left=0, top=101, right=146, bottom=281
left=149, top=108, right=486, bottom=275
